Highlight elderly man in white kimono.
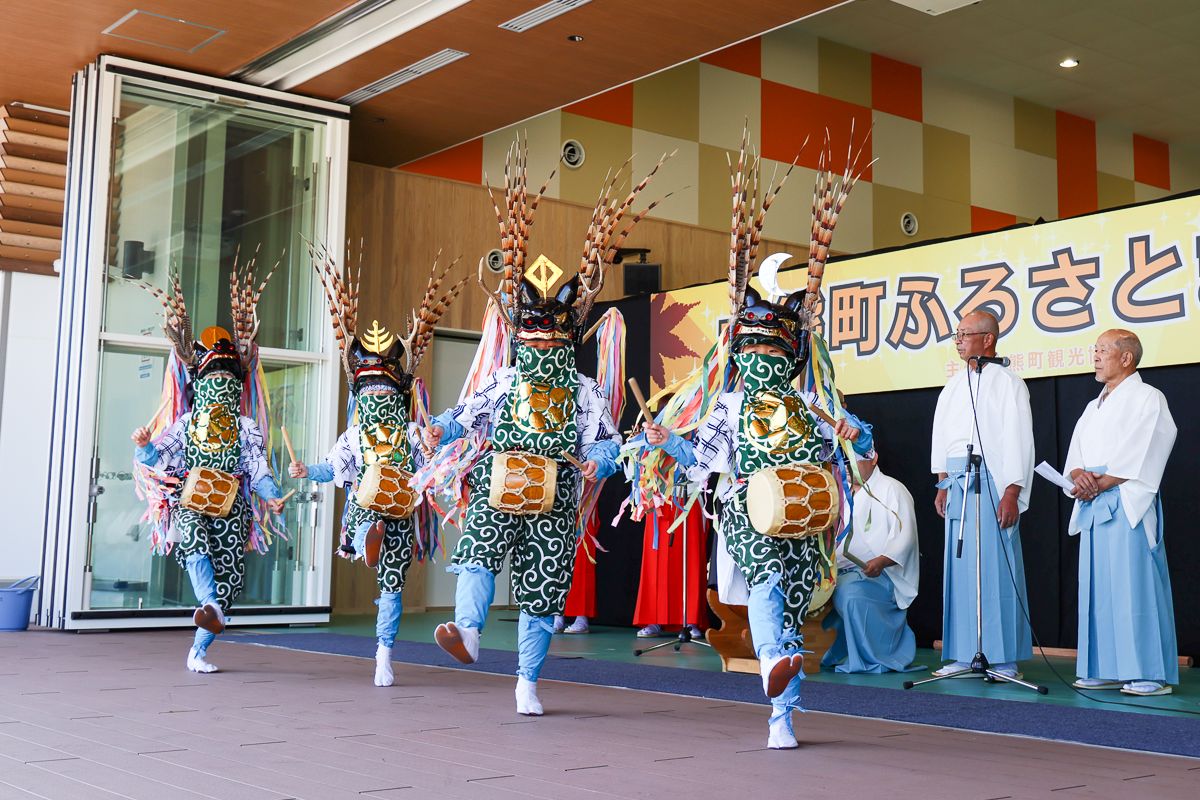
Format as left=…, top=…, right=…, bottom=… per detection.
left=930, top=309, right=1033, bottom=679
left=822, top=450, right=920, bottom=673
left=1064, top=329, right=1178, bottom=696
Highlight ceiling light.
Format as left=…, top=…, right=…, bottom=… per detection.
left=338, top=48, right=468, bottom=104
left=237, top=0, right=470, bottom=90
left=499, top=0, right=592, bottom=33
left=567, top=34, right=584, bottom=42
left=1059, top=57, right=1079, bottom=68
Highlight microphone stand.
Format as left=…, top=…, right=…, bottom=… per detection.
left=904, top=356, right=1047, bottom=694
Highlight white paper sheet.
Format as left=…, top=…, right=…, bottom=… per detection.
left=1035, top=460, right=1076, bottom=492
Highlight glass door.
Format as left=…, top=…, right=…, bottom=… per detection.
left=86, top=76, right=335, bottom=612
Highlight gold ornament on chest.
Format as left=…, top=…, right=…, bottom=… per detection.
left=744, top=391, right=813, bottom=454
left=189, top=404, right=238, bottom=454
left=360, top=423, right=405, bottom=465
left=513, top=380, right=573, bottom=434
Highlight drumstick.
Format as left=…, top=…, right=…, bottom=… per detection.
left=415, top=404, right=435, bottom=458
left=279, top=488, right=297, bottom=504
left=560, top=450, right=587, bottom=471
left=627, top=378, right=655, bottom=423
left=280, top=425, right=298, bottom=464
left=146, top=397, right=171, bottom=429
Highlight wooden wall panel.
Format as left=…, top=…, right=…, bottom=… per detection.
left=345, top=161, right=812, bottom=337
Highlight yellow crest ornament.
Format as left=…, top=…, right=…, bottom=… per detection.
left=526, top=254, right=564, bottom=299
left=360, top=320, right=396, bottom=354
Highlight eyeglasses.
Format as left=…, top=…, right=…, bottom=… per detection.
left=953, top=331, right=987, bottom=343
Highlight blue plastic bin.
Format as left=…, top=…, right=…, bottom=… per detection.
left=0, top=577, right=39, bottom=631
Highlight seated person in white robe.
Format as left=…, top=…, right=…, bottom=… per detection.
left=930, top=310, right=1034, bottom=679
left=1064, top=329, right=1178, bottom=697
left=822, top=450, right=920, bottom=673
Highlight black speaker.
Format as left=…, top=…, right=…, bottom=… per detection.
left=622, top=262, right=661, bottom=296
left=122, top=240, right=154, bottom=279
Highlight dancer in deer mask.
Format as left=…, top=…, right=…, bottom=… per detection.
left=290, top=244, right=466, bottom=686
left=420, top=137, right=667, bottom=715
left=641, top=129, right=874, bottom=748
left=131, top=252, right=286, bottom=673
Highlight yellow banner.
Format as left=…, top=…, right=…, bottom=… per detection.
left=650, top=194, right=1200, bottom=395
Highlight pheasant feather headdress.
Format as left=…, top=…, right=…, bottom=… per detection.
left=305, top=239, right=467, bottom=395
left=477, top=134, right=673, bottom=344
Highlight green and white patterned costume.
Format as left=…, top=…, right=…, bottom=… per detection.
left=137, top=372, right=279, bottom=612
left=439, top=344, right=618, bottom=617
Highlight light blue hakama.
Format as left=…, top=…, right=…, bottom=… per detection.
left=938, top=456, right=1032, bottom=665
left=1076, top=488, right=1178, bottom=685
left=821, top=569, right=918, bottom=674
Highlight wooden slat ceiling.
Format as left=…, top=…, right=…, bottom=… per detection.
left=0, top=1, right=360, bottom=111
left=290, top=0, right=843, bottom=167
left=0, top=1, right=842, bottom=169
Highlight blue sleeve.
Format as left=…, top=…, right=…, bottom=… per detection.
left=844, top=412, right=873, bottom=457
left=305, top=463, right=335, bottom=483
left=433, top=411, right=465, bottom=446
left=252, top=475, right=282, bottom=500
left=657, top=432, right=697, bottom=468
left=583, top=439, right=621, bottom=480
left=135, top=443, right=158, bottom=466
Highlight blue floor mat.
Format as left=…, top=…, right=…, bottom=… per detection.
left=228, top=630, right=1200, bottom=758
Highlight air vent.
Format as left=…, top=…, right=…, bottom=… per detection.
left=102, top=10, right=225, bottom=53
left=561, top=139, right=585, bottom=168
left=338, top=48, right=468, bottom=105
left=486, top=249, right=504, bottom=273
left=499, top=0, right=592, bottom=33
left=888, top=0, right=980, bottom=15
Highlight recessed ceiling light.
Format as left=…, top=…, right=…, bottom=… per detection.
left=1059, top=57, right=1080, bottom=68
left=567, top=34, right=583, bottom=42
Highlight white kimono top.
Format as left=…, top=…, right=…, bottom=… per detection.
left=839, top=467, right=920, bottom=609
left=930, top=364, right=1034, bottom=511
left=1062, top=372, right=1177, bottom=547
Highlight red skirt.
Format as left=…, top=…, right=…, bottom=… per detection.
left=563, top=513, right=599, bottom=617
left=632, top=504, right=708, bottom=627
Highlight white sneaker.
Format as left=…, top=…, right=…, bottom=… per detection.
left=435, top=622, right=480, bottom=664
left=552, top=615, right=565, bottom=634
left=186, top=648, right=218, bottom=674
left=564, top=617, right=589, bottom=634
left=767, top=714, right=798, bottom=750
left=760, top=653, right=803, bottom=698
left=515, top=677, right=543, bottom=716
left=374, top=644, right=394, bottom=687
left=636, top=624, right=663, bottom=638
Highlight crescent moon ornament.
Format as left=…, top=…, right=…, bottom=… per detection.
left=757, top=252, right=798, bottom=302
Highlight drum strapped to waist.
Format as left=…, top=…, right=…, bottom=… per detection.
left=746, top=463, right=840, bottom=539
left=180, top=467, right=240, bottom=518
left=356, top=462, right=418, bottom=520
left=487, top=451, right=558, bottom=515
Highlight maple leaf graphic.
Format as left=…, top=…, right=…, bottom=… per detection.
left=649, top=293, right=702, bottom=388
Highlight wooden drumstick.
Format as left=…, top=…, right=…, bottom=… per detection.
left=559, top=450, right=587, bottom=471
left=146, top=397, right=171, bottom=429
left=415, top=405, right=435, bottom=458
left=280, top=425, right=298, bottom=464
left=279, top=488, right=297, bottom=504
left=627, top=378, right=655, bottom=423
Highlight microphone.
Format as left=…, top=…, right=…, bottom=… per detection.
left=969, top=354, right=1009, bottom=372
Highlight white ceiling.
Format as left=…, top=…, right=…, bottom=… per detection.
left=796, top=0, right=1200, bottom=145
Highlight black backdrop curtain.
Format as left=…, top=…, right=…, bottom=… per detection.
left=582, top=294, right=1198, bottom=659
